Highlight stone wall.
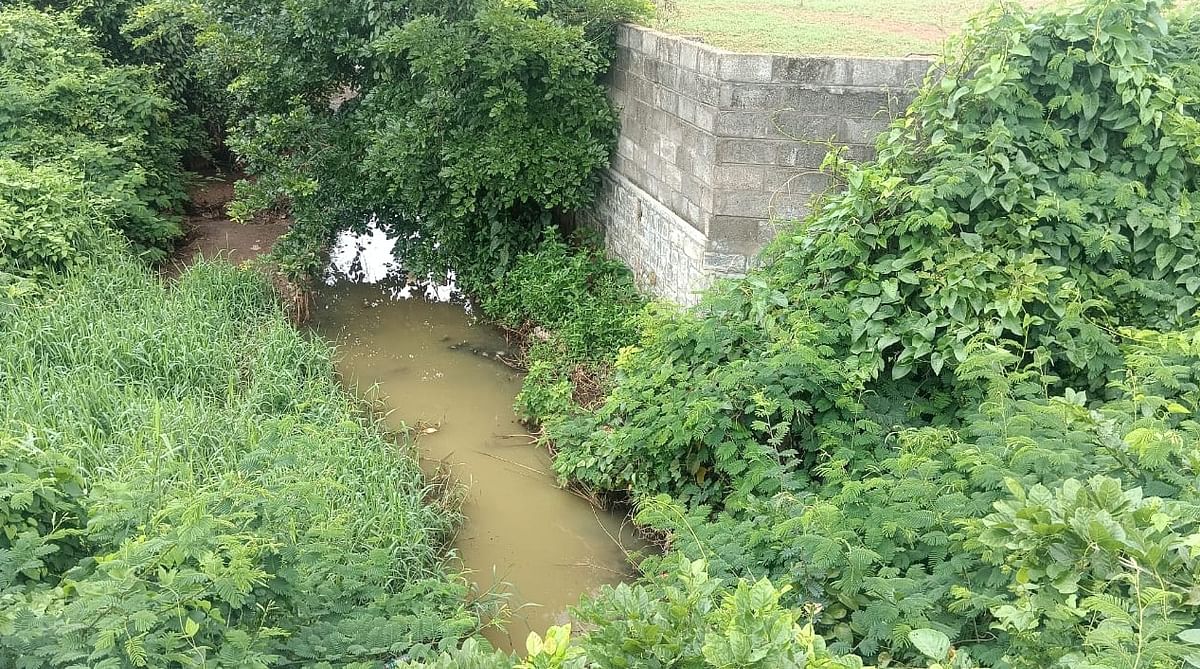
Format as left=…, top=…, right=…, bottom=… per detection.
left=584, top=24, right=933, bottom=304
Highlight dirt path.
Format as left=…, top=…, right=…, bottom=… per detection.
left=166, top=170, right=289, bottom=276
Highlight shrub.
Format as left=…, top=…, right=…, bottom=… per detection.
left=481, top=232, right=646, bottom=422
left=0, top=7, right=187, bottom=269
left=399, top=556, right=987, bottom=669
left=31, top=0, right=229, bottom=157
left=635, top=330, right=1200, bottom=666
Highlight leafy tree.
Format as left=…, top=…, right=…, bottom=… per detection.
left=0, top=7, right=188, bottom=270
left=162, top=0, right=650, bottom=285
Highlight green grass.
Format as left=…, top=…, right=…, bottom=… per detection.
left=654, top=0, right=1060, bottom=55
left=0, top=257, right=478, bottom=666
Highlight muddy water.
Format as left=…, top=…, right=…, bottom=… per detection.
left=311, top=227, right=643, bottom=652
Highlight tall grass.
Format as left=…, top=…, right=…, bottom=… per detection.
left=0, top=256, right=476, bottom=666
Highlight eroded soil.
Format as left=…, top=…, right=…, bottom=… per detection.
left=166, top=171, right=289, bottom=275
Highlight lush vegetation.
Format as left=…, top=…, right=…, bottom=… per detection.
left=535, top=0, right=1200, bottom=667
left=150, top=0, right=652, bottom=286
left=481, top=232, right=646, bottom=422
left=7, top=0, right=1200, bottom=666
left=0, top=5, right=478, bottom=667
left=0, top=258, right=478, bottom=667
left=0, top=7, right=188, bottom=277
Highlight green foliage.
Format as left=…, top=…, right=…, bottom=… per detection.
left=0, top=258, right=479, bottom=667
left=165, top=0, right=650, bottom=285
left=544, top=0, right=1200, bottom=667
left=484, top=232, right=644, bottom=362
left=628, top=332, right=1200, bottom=667
left=550, top=286, right=864, bottom=504
left=0, top=7, right=187, bottom=271
left=402, top=557, right=986, bottom=668
left=481, top=231, right=646, bottom=422
left=976, top=475, right=1200, bottom=668
left=32, top=0, right=232, bottom=159
left=0, top=437, right=88, bottom=590
left=781, top=0, right=1200, bottom=387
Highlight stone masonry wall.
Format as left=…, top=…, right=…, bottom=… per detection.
left=585, top=23, right=934, bottom=304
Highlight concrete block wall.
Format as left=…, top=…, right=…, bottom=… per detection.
left=586, top=24, right=934, bottom=304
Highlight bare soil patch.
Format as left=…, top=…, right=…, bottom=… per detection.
left=165, top=171, right=289, bottom=276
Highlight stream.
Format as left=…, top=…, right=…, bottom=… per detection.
left=309, top=227, right=644, bottom=652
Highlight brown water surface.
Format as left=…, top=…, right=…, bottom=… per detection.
left=310, top=227, right=643, bottom=652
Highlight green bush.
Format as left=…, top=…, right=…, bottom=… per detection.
left=481, top=232, right=646, bottom=422
left=400, top=556, right=986, bottom=669
left=633, top=329, right=1200, bottom=666
left=0, top=258, right=478, bottom=667
left=484, top=233, right=644, bottom=363
left=0, top=7, right=187, bottom=270
left=31, top=0, right=232, bottom=158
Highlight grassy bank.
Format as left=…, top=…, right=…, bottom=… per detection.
left=0, top=257, right=479, bottom=666
left=655, top=0, right=1059, bottom=55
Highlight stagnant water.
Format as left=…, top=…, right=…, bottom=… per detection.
left=310, top=227, right=644, bottom=652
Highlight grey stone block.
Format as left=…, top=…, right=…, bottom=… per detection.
left=708, top=215, right=763, bottom=243
left=677, top=97, right=697, bottom=126
left=696, top=46, right=722, bottom=76
left=666, top=119, right=684, bottom=144
left=657, top=37, right=680, bottom=65
left=715, top=111, right=770, bottom=138
left=849, top=57, right=933, bottom=87
left=629, top=76, right=654, bottom=103
left=677, top=71, right=721, bottom=106
left=704, top=251, right=748, bottom=274
left=713, top=165, right=766, bottom=190
left=763, top=169, right=833, bottom=194
left=693, top=105, right=718, bottom=132
left=719, top=53, right=774, bottom=82
left=772, top=56, right=852, bottom=85
left=615, top=26, right=631, bottom=48
left=622, top=25, right=642, bottom=52
left=838, top=117, right=891, bottom=144
left=768, top=192, right=820, bottom=220
left=716, top=138, right=775, bottom=165
left=727, top=84, right=791, bottom=110
left=641, top=31, right=659, bottom=56
left=654, top=87, right=680, bottom=116
left=679, top=42, right=700, bottom=72
left=679, top=168, right=703, bottom=195
left=662, top=165, right=683, bottom=190
left=775, top=142, right=835, bottom=168
left=654, top=137, right=678, bottom=161
left=646, top=61, right=680, bottom=89
left=610, top=68, right=631, bottom=93
left=769, top=112, right=841, bottom=142
left=714, top=190, right=775, bottom=218
left=628, top=52, right=646, bottom=78
left=710, top=236, right=764, bottom=258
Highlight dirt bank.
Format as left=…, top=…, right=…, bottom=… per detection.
left=166, top=170, right=289, bottom=275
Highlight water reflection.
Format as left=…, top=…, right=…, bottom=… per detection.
left=325, top=223, right=462, bottom=305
